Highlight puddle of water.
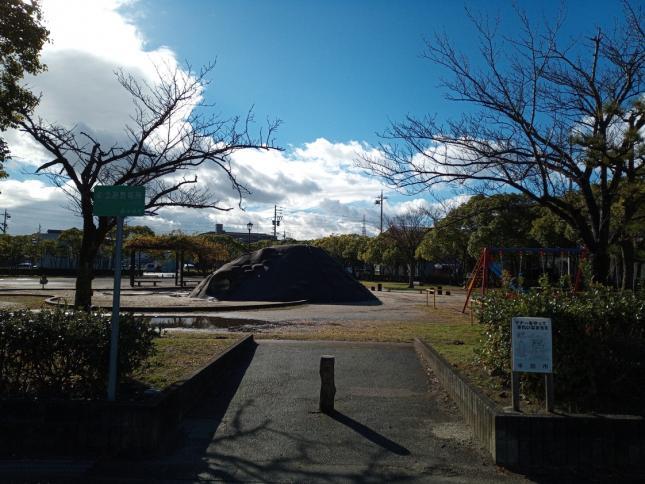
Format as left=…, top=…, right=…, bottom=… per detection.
left=147, top=316, right=285, bottom=333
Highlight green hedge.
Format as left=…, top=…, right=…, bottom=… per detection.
left=0, top=309, right=156, bottom=399
left=476, top=287, right=645, bottom=411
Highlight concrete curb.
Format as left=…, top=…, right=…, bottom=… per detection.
left=43, top=297, right=308, bottom=312
left=414, top=338, right=645, bottom=473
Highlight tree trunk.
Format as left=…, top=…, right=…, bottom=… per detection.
left=621, top=239, right=635, bottom=291
left=74, top=205, right=113, bottom=309
left=589, top=246, right=611, bottom=286
left=408, top=261, right=414, bottom=288
left=74, top=231, right=99, bottom=309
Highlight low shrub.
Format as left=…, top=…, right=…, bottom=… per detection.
left=0, top=309, right=156, bottom=399
left=476, top=286, right=645, bottom=411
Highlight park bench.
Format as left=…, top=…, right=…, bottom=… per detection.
left=133, top=278, right=160, bottom=287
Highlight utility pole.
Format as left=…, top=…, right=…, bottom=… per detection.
left=374, top=191, right=388, bottom=234
left=38, top=225, right=42, bottom=267
left=0, top=209, right=9, bottom=234
left=272, top=205, right=283, bottom=240
left=361, top=214, right=366, bottom=236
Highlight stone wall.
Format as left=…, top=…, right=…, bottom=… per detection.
left=0, top=335, right=256, bottom=456
left=414, top=338, right=645, bottom=472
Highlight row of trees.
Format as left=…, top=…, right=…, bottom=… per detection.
left=3, top=190, right=639, bottom=288
left=309, top=191, right=643, bottom=290
left=0, top=225, right=259, bottom=273
left=0, top=229, right=83, bottom=267
left=310, top=211, right=430, bottom=288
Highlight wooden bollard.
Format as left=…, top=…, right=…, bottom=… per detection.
left=319, top=355, right=336, bottom=413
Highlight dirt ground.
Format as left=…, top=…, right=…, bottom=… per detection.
left=0, top=276, right=475, bottom=322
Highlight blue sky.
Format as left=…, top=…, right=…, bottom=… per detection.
left=126, top=0, right=620, bottom=146
left=1, top=0, right=628, bottom=237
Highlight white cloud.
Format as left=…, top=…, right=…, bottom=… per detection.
left=0, top=179, right=62, bottom=207
left=8, top=0, right=182, bottom=161
left=0, top=179, right=78, bottom=234
left=1, top=0, right=439, bottom=240
left=42, top=0, right=175, bottom=78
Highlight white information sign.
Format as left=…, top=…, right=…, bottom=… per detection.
left=511, top=317, right=552, bottom=373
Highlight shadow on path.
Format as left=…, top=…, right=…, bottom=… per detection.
left=191, top=401, right=417, bottom=483
left=89, top=341, right=258, bottom=482
left=326, top=410, right=411, bottom=456
left=184, top=340, right=258, bottom=424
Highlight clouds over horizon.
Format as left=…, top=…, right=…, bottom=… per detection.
left=0, top=0, right=463, bottom=239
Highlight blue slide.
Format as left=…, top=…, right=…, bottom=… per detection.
left=489, top=262, right=502, bottom=278
left=488, top=262, right=523, bottom=292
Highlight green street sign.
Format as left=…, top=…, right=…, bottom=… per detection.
left=93, top=186, right=145, bottom=217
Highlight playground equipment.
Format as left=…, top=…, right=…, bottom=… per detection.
left=462, top=247, right=586, bottom=313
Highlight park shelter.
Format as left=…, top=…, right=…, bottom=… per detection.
left=124, top=234, right=226, bottom=287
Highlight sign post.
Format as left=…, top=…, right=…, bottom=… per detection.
left=107, top=215, right=124, bottom=402
left=511, top=317, right=554, bottom=412
left=93, top=186, right=145, bottom=402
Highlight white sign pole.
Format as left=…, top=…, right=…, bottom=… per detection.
left=107, top=215, right=124, bottom=401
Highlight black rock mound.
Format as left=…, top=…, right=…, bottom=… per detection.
left=190, top=244, right=379, bottom=304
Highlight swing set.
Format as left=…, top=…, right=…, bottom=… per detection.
left=462, top=247, right=587, bottom=313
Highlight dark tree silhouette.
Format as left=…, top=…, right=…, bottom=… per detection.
left=360, top=4, right=644, bottom=286
left=19, top=63, right=280, bottom=307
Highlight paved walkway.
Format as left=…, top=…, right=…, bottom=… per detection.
left=91, top=340, right=524, bottom=483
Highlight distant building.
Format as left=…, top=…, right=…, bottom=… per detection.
left=39, top=229, right=64, bottom=241
left=201, top=223, right=275, bottom=244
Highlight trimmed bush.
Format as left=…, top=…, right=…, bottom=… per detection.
left=476, top=286, right=645, bottom=411
left=0, top=309, right=156, bottom=399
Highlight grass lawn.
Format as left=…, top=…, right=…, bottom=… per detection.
left=0, top=295, right=48, bottom=309
left=133, top=332, right=239, bottom=390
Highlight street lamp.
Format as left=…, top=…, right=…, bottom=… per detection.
left=374, top=190, right=388, bottom=234
left=246, top=222, right=253, bottom=248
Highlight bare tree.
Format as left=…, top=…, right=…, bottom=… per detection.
left=385, top=208, right=430, bottom=288
left=18, top=63, right=280, bottom=307
left=360, top=4, right=644, bottom=287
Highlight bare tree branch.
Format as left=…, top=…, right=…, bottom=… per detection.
left=358, top=4, right=644, bottom=284
left=18, top=61, right=282, bottom=307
